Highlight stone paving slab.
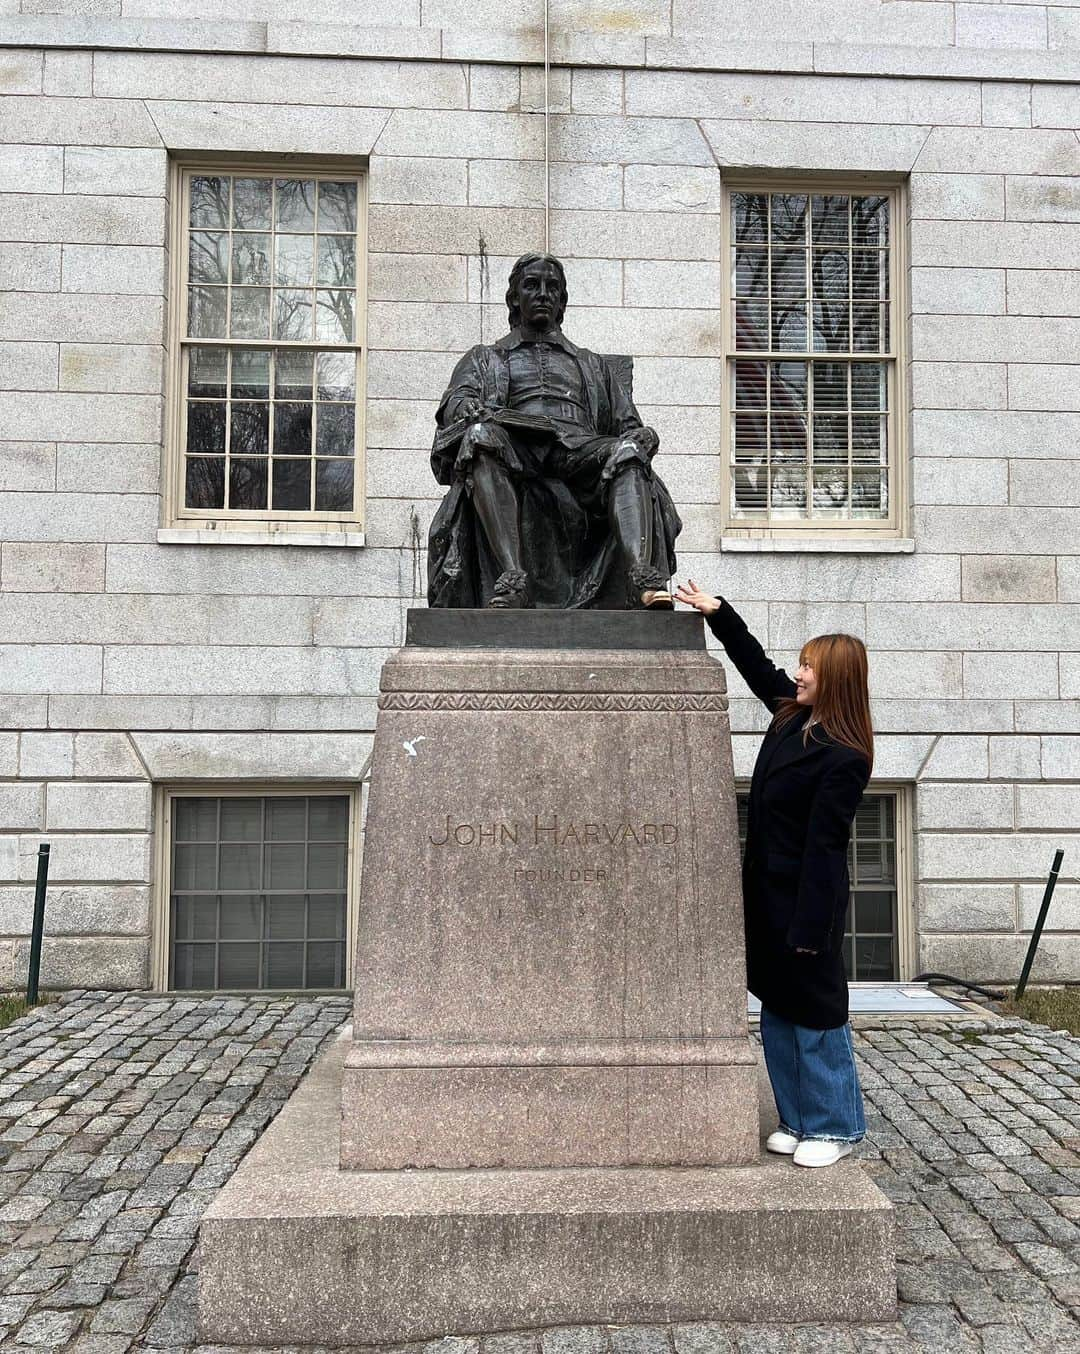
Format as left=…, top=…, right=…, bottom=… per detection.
left=4, top=992, right=1080, bottom=1351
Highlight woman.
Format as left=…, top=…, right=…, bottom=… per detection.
left=675, top=580, right=873, bottom=1169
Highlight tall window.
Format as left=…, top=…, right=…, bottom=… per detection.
left=722, top=183, right=902, bottom=534
left=736, top=791, right=901, bottom=980
left=170, top=165, right=365, bottom=532
left=166, top=792, right=354, bottom=991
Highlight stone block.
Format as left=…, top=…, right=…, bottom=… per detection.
left=368, top=156, right=468, bottom=207
left=368, top=203, right=543, bottom=257
left=73, top=733, right=146, bottom=778
left=0, top=242, right=61, bottom=292
left=572, top=68, right=623, bottom=115
left=1016, top=784, right=1080, bottom=831
left=1060, top=657, right=1080, bottom=699
left=0, top=645, right=100, bottom=695
left=916, top=408, right=1080, bottom=459
left=1049, top=8, right=1080, bottom=49
left=0, top=593, right=315, bottom=646
left=366, top=401, right=439, bottom=452
left=0, top=144, right=62, bottom=194
left=915, top=313, right=1080, bottom=364
left=915, top=505, right=1076, bottom=554
left=123, top=0, right=417, bottom=16
left=917, top=783, right=1014, bottom=832
left=129, top=731, right=373, bottom=780
left=919, top=883, right=1015, bottom=932
left=368, top=252, right=467, bottom=303
left=920, top=735, right=989, bottom=780
left=62, top=146, right=166, bottom=197
left=0, top=51, right=43, bottom=94
left=0, top=783, right=44, bottom=832
left=0, top=837, right=16, bottom=884
left=1007, top=176, right=1080, bottom=224
left=996, top=736, right=1044, bottom=779
left=1, top=542, right=104, bottom=593
left=146, top=100, right=390, bottom=156
left=1042, top=735, right=1080, bottom=777
left=868, top=602, right=1076, bottom=651
left=0, top=96, right=160, bottom=147
left=1020, top=883, right=1080, bottom=931
left=963, top=555, right=1057, bottom=603
left=467, top=64, right=520, bottom=112
left=917, top=933, right=1062, bottom=984
left=94, top=52, right=467, bottom=109
left=46, top=781, right=152, bottom=832
left=1016, top=700, right=1080, bottom=733
left=913, top=457, right=1008, bottom=505
left=0, top=193, right=166, bottom=247
left=59, top=344, right=163, bottom=394
left=910, top=173, right=1004, bottom=223
left=17, top=832, right=151, bottom=884
left=673, top=0, right=949, bottom=45
left=557, top=210, right=719, bottom=263
left=43, top=50, right=92, bottom=96
left=268, top=21, right=438, bottom=57
left=1011, top=458, right=1080, bottom=505
left=911, top=267, right=1005, bottom=316
left=0, top=730, right=16, bottom=771
left=520, top=66, right=571, bottom=115
left=61, top=244, right=165, bottom=296
left=918, top=220, right=1080, bottom=271
left=55, top=444, right=160, bottom=494
left=0, top=390, right=161, bottom=443
left=627, top=70, right=978, bottom=125
left=468, top=160, right=622, bottom=211
left=0, top=883, right=148, bottom=935
left=0, top=342, right=58, bottom=392
left=983, top=81, right=1032, bottom=128
left=920, top=832, right=1080, bottom=882
left=19, top=732, right=74, bottom=778
left=10, top=935, right=149, bottom=989
left=552, top=113, right=714, bottom=168
left=1033, top=84, right=1080, bottom=129
left=703, top=120, right=928, bottom=173
left=624, top=261, right=720, bottom=310
left=312, top=597, right=406, bottom=647
left=869, top=652, right=964, bottom=700
left=1007, top=272, right=1080, bottom=321
left=199, top=1039, right=895, bottom=1345
left=429, top=0, right=667, bottom=32
left=0, top=489, right=157, bottom=544
left=956, top=3, right=1047, bottom=49
left=915, top=128, right=1080, bottom=175
left=0, top=292, right=164, bottom=344
left=964, top=652, right=1059, bottom=700
left=367, top=300, right=480, bottom=353
left=623, top=165, right=720, bottom=214
left=912, top=361, right=1007, bottom=410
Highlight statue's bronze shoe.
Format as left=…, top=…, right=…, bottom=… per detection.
left=641, top=588, right=675, bottom=610
left=488, top=569, right=531, bottom=608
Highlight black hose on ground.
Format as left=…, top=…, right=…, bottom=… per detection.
left=913, top=972, right=1001, bottom=1002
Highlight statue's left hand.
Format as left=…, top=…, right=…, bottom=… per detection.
left=629, top=426, right=659, bottom=458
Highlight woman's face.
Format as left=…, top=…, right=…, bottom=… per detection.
left=795, top=660, right=817, bottom=705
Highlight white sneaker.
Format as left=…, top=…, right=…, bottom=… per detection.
left=765, top=1129, right=800, bottom=1155
left=793, top=1139, right=853, bottom=1168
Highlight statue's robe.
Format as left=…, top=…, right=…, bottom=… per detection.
left=427, top=327, right=682, bottom=609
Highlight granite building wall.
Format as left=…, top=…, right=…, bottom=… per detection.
left=0, top=0, right=1078, bottom=989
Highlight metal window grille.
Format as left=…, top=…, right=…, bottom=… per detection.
left=169, top=794, right=350, bottom=991
left=735, top=791, right=899, bottom=980
left=180, top=170, right=362, bottom=520
left=727, top=189, right=894, bottom=525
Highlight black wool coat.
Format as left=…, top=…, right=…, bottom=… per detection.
left=707, top=599, right=870, bottom=1030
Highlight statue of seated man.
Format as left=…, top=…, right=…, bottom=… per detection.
left=427, top=252, right=682, bottom=610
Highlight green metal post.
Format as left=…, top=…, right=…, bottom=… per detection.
left=25, top=843, right=50, bottom=1007
left=1015, top=848, right=1065, bottom=1002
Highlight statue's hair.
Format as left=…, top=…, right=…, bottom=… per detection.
left=506, top=253, right=568, bottom=327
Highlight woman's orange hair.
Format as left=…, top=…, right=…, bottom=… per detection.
left=773, top=633, right=874, bottom=772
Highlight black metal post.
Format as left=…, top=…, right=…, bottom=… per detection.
left=25, top=843, right=50, bottom=1007
left=1015, top=848, right=1065, bottom=1002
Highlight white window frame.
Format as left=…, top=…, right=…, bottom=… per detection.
left=162, top=157, right=368, bottom=544
left=151, top=783, right=362, bottom=992
left=719, top=176, right=908, bottom=542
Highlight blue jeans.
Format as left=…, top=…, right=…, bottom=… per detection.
left=759, top=1006, right=866, bottom=1143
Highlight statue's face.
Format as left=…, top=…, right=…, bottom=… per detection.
left=514, top=260, right=563, bottom=330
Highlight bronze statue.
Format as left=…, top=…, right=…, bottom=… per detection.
left=427, top=254, right=681, bottom=610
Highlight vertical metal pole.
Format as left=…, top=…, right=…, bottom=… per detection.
left=543, top=0, right=550, bottom=251
left=25, top=843, right=51, bottom=1006
left=1015, top=848, right=1065, bottom=1001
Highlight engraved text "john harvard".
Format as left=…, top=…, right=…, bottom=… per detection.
left=428, top=814, right=678, bottom=848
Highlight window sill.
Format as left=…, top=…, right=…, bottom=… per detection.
left=720, top=537, right=914, bottom=554
left=158, top=528, right=366, bottom=548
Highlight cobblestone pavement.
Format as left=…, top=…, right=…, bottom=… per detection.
left=6, top=995, right=1080, bottom=1352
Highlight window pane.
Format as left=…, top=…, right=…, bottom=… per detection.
left=852, top=195, right=889, bottom=245
left=187, top=401, right=226, bottom=454
left=267, top=842, right=305, bottom=890
left=318, top=181, right=357, bottom=232
left=733, top=360, right=766, bottom=409
left=770, top=466, right=807, bottom=514
left=851, top=362, right=886, bottom=411
left=189, top=347, right=227, bottom=399
left=770, top=193, right=806, bottom=243
left=308, top=842, right=346, bottom=890
left=732, top=192, right=767, bottom=242
left=852, top=303, right=884, bottom=353
left=315, top=459, right=354, bottom=511
left=811, top=194, right=849, bottom=245
left=174, top=843, right=216, bottom=891
left=812, top=363, right=847, bottom=411
left=230, top=287, right=270, bottom=340
left=306, top=942, right=343, bottom=988
left=266, top=895, right=306, bottom=937
left=229, top=457, right=268, bottom=510
left=231, top=233, right=272, bottom=286
left=812, top=465, right=849, bottom=515
left=317, top=351, right=355, bottom=401
left=309, top=796, right=348, bottom=840
left=272, top=458, right=311, bottom=511
left=277, top=350, right=314, bottom=401
left=172, top=944, right=215, bottom=989
left=232, top=176, right=272, bottom=230
left=219, top=894, right=260, bottom=940
left=189, top=231, right=228, bottom=284
left=772, top=301, right=807, bottom=351
left=188, top=285, right=226, bottom=338
left=316, top=403, right=355, bottom=457
left=190, top=175, right=228, bottom=229
left=185, top=457, right=225, bottom=509
left=771, top=361, right=807, bottom=409
left=274, top=288, right=313, bottom=340
left=733, top=246, right=767, bottom=299
left=231, top=402, right=270, bottom=457
left=218, top=943, right=260, bottom=988
left=266, top=943, right=304, bottom=988
left=308, top=894, right=344, bottom=937
left=275, top=403, right=313, bottom=455
left=734, top=299, right=768, bottom=351
left=853, top=889, right=894, bottom=934
left=173, top=895, right=217, bottom=940
left=231, top=348, right=270, bottom=400
left=812, top=300, right=849, bottom=352
left=175, top=797, right=217, bottom=841
left=268, top=797, right=306, bottom=839
left=276, top=179, right=316, bottom=232
left=276, top=233, right=314, bottom=286
left=219, top=842, right=260, bottom=890
left=316, top=235, right=355, bottom=287
left=315, top=289, right=354, bottom=343
left=220, top=797, right=261, bottom=841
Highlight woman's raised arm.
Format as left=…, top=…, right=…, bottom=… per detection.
left=675, top=581, right=796, bottom=713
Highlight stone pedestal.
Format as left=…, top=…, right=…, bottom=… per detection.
left=198, top=611, right=896, bottom=1345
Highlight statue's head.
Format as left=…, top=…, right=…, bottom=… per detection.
left=506, top=253, right=568, bottom=330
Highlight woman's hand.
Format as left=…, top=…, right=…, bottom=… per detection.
left=674, top=579, right=722, bottom=616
